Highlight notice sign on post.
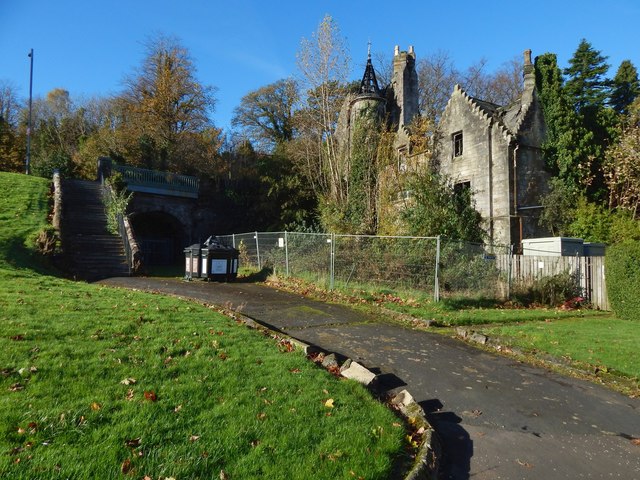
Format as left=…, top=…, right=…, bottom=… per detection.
left=211, top=259, right=227, bottom=274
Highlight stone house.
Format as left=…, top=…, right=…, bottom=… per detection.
left=436, top=50, right=550, bottom=248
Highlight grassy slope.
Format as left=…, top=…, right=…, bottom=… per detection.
left=0, top=173, right=405, bottom=479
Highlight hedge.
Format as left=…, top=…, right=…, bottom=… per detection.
left=606, top=240, right=640, bottom=320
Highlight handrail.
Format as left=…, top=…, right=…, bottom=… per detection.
left=112, top=164, right=199, bottom=196
left=116, top=213, right=132, bottom=275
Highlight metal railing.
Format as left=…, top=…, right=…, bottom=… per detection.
left=112, top=164, right=199, bottom=198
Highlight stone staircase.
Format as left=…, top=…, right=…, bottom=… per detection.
left=61, top=179, right=130, bottom=281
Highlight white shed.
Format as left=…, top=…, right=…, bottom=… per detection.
left=521, top=237, right=584, bottom=256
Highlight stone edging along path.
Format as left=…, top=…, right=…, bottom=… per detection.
left=213, top=303, right=442, bottom=480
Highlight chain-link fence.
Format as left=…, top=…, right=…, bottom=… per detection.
left=217, top=232, right=514, bottom=301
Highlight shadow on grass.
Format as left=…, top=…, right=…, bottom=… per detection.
left=1, top=237, right=63, bottom=278
left=439, top=297, right=502, bottom=311
left=236, top=267, right=273, bottom=283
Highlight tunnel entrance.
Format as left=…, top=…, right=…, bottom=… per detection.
left=129, top=212, right=185, bottom=266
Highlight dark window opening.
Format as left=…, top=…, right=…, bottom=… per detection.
left=452, top=131, right=463, bottom=157
left=454, top=181, right=471, bottom=212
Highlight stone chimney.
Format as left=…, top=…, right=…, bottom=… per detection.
left=523, top=49, right=535, bottom=91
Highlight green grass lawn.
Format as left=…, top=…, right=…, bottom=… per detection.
left=480, top=316, right=639, bottom=379
left=0, top=172, right=405, bottom=479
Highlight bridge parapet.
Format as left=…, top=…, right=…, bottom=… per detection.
left=98, top=157, right=199, bottom=198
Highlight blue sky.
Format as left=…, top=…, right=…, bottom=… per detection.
left=2, top=0, right=639, bottom=131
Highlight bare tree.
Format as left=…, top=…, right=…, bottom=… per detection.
left=0, top=80, right=22, bottom=127
left=295, top=14, right=351, bottom=204
left=417, top=50, right=460, bottom=122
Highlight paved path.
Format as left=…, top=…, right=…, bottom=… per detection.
left=100, top=277, right=640, bottom=479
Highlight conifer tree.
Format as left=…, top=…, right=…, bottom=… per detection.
left=610, top=60, right=640, bottom=115
left=563, top=39, right=610, bottom=113
left=535, top=53, right=595, bottom=196
left=561, top=40, right=615, bottom=201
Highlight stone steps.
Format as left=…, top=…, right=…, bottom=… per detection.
left=61, top=179, right=130, bottom=281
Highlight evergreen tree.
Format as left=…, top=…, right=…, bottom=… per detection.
left=563, top=39, right=610, bottom=113
left=610, top=60, right=640, bottom=115
left=560, top=41, right=615, bottom=201
left=535, top=53, right=595, bottom=196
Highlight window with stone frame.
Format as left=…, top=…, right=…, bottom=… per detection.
left=454, top=181, right=471, bottom=208
left=452, top=131, right=463, bottom=158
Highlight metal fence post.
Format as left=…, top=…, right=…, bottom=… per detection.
left=232, top=234, right=236, bottom=248
left=507, top=244, right=513, bottom=300
left=285, top=231, right=289, bottom=277
left=329, top=233, right=335, bottom=290
left=434, top=235, right=441, bottom=302
left=255, top=231, right=261, bottom=270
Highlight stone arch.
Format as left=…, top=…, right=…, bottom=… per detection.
left=128, top=210, right=187, bottom=266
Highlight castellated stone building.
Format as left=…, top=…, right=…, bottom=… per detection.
left=337, top=45, right=419, bottom=159
left=436, top=50, right=550, bottom=248
left=338, top=46, right=549, bottom=248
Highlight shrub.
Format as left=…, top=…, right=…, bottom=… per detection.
left=606, top=240, right=640, bottom=320
left=512, top=271, right=583, bottom=307
left=103, top=174, right=132, bottom=234
left=32, top=150, right=75, bottom=178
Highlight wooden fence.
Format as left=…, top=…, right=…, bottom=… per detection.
left=496, top=255, right=609, bottom=310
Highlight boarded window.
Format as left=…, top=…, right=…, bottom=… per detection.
left=452, top=131, right=463, bottom=157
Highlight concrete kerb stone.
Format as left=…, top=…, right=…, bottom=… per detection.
left=390, top=390, right=441, bottom=480
left=218, top=306, right=440, bottom=480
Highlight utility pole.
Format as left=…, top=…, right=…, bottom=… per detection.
left=26, top=48, right=34, bottom=175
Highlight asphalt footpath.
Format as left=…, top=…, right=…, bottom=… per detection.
left=100, top=277, right=640, bottom=480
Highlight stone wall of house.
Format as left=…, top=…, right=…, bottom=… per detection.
left=438, top=89, right=514, bottom=246
left=512, top=94, right=550, bottom=242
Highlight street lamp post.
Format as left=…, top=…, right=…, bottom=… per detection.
left=26, top=48, right=34, bottom=175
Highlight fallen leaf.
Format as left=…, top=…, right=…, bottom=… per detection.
left=10, top=335, right=25, bottom=341
left=120, top=458, right=132, bottom=474
left=257, top=412, right=267, bottom=420
left=126, top=389, right=135, bottom=401
left=220, top=469, right=229, bottom=480
left=91, top=402, right=101, bottom=411
left=218, top=352, right=228, bottom=360
left=327, top=450, right=343, bottom=461
left=144, top=391, right=157, bottom=402
left=125, top=438, right=141, bottom=448
left=174, top=404, right=183, bottom=413
left=143, top=476, right=152, bottom=480
left=324, top=398, right=334, bottom=408
left=516, top=459, right=533, bottom=468
left=189, top=434, right=200, bottom=442
left=632, top=438, right=640, bottom=446
left=9, top=383, right=24, bottom=392
left=120, top=378, right=137, bottom=385
left=289, top=368, right=301, bottom=374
